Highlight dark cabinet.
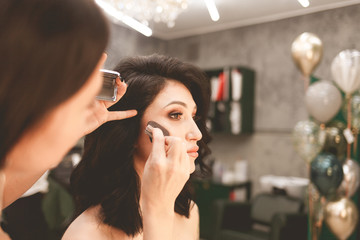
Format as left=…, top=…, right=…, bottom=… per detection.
left=205, top=67, right=255, bottom=134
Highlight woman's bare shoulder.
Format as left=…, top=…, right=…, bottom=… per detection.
left=62, top=206, right=130, bottom=240
left=62, top=206, right=114, bottom=240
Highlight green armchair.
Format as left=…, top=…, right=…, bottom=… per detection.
left=209, top=193, right=307, bottom=240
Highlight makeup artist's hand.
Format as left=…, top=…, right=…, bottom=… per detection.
left=141, top=128, right=190, bottom=240
left=83, top=78, right=137, bottom=135
left=142, top=128, right=190, bottom=207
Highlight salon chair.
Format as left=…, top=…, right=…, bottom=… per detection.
left=209, top=193, right=307, bottom=240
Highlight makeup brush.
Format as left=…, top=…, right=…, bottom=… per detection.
left=145, top=121, right=170, bottom=142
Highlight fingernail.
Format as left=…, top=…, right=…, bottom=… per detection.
left=145, top=125, right=153, bottom=142
left=116, top=77, right=121, bottom=85
left=146, top=124, right=154, bottom=132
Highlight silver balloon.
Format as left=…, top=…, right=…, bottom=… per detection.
left=338, top=159, right=360, bottom=197
left=293, top=120, right=325, bottom=164
left=331, top=49, right=360, bottom=95
left=305, top=81, right=342, bottom=123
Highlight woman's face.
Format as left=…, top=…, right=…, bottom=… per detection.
left=135, top=80, right=202, bottom=174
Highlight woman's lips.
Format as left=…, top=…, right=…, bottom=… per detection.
left=187, top=152, right=199, bottom=158
left=187, top=146, right=199, bottom=158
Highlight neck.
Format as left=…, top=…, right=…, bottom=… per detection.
left=2, top=167, right=46, bottom=208
left=133, top=154, right=147, bottom=210
left=2, top=130, right=65, bottom=208
left=133, top=154, right=146, bottom=183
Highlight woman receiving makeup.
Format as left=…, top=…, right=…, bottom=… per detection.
left=63, top=54, right=211, bottom=240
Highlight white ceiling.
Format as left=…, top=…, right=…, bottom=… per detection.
left=144, top=0, right=360, bottom=40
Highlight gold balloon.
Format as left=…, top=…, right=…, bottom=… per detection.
left=291, top=32, right=323, bottom=77
left=325, top=197, right=358, bottom=240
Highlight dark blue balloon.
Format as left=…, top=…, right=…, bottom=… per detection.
left=310, top=153, right=344, bottom=197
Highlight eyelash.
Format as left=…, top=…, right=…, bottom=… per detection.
left=169, top=112, right=183, bottom=120
left=168, top=111, right=201, bottom=122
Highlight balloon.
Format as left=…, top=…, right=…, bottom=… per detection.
left=342, top=90, right=360, bottom=129
left=322, top=121, right=347, bottom=163
left=291, top=32, right=323, bottom=77
left=293, top=120, right=325, bottom=164
left=331, top=49, right=360, bottom=95
left=325, top=197, right=358, bottom=240
left=310, top=153, right=343, bottom=197
left=305, top=81, right=342, bottom=123
left=338, top=159, right=360, bottom=197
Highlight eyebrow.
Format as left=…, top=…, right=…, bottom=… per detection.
left=164, top=101, right=197, bottom=111
left=164, top=101, right=187, bottom=108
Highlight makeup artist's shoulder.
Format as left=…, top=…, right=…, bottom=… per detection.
left=62, top=207, right=110, bottom=240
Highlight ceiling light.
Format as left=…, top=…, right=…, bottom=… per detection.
left=97, top=0, right=189, bottom=29
left=95, top=0, right=152, bottom=36
left=204, top=0, right=220, bottom=22
left=298, top=0, right=310, bottom=8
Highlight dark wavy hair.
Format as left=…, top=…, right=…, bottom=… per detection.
left=0, top=0, right=109, bottom=168
left=70, top=54, right=211, bottom=236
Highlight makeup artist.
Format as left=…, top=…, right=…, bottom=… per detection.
left=0, top=0, right=192, bottom=239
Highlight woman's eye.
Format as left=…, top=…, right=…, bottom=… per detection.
left=169, top=112, right=183, bottom=120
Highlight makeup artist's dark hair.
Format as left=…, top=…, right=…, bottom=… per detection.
left=71, top=54, right=211, bottom=236
left=0, top=0, right=109, bottom=168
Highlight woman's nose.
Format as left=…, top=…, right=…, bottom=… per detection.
left=186, top=120, right=202, bottom=141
